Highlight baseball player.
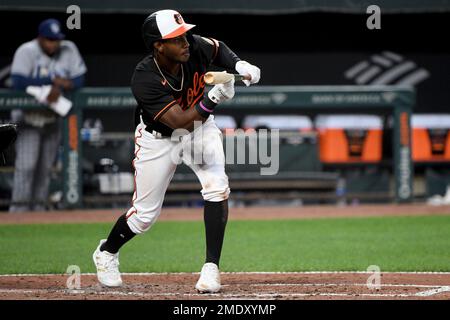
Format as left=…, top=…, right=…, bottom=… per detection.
left=93, top=9, right=260, bottom=293
left=9, top=18, right=87, bottom=212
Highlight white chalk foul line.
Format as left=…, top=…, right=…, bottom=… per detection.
left=415, top=286, right=450, bottom=297
left=249, top=283, right=441, bottom=288
left=251, top=283, right=450, bottom=297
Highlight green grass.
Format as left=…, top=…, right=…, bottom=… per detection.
left=0, top=215, right=450, bottom=274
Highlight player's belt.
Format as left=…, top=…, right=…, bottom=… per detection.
left=150, top=130, right=163, bottom=138
left=140, top=115, right=171, bottom=138
left=145, top=125, right=168, bottom=138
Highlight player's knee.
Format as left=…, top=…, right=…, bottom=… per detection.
left=201, top=177, right=230, bottom=202
left=125, top=207, right=161, bottom=234
left=204, top=188, right=230, bottom=202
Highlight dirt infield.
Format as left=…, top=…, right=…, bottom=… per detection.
left=1, top=272, right=450, bottom=300
left=1, top=203, right=450, bottom=225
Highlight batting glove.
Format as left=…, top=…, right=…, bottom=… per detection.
left=208, top=77, right=235, bottom=104
left=235, top=60, right=261, bottom=86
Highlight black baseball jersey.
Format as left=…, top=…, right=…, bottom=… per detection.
left=131, top=34, right=219, bottom=136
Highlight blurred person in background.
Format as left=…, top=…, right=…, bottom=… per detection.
left=9, top=18, right=87, bottom=212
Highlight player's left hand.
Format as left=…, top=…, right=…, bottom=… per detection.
left=235, top=61, right=261, bottom=86
left=208, top=78, right=235, bottom=104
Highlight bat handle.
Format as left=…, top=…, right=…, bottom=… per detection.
left=235, top=74, right=252, bottom=82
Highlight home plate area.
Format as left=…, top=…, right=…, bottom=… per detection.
left=1, top=272, right=450, bottom=300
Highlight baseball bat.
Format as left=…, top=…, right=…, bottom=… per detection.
left=204, top=71, right=251, bottom=85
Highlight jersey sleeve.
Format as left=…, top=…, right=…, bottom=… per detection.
left=192, top=34, right=219, bottom=66
left=11, top=44, right=34, bottom=77
left=131, top=70, right=178, bottom=122
left=66, top=41, right=87, bottom=78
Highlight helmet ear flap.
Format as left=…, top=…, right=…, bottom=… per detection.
left=141, top=13, right=161, bottom=52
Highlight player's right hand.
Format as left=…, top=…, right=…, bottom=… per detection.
left=207, top=78, right=235, bottom=104
left=47, top=85, right=61, bottom=104
left=235, top=61, right=261, bottom=87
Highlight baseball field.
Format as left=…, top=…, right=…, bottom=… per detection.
left=1, top=204, right=450, bottom=300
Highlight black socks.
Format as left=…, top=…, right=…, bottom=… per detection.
left=100, top=201, right=228, bottom=264
left=204, top=200, right=229, bottom=267
left=100, top=213, right=136, bottom=254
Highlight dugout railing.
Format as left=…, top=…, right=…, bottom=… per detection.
left=0, top=85, right=415, bottom=209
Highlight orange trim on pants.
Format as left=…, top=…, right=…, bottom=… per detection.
left=126, top=127, right=143, bottom=220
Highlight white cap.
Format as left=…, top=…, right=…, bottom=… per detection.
left=154, top=9, right=195, bottom=39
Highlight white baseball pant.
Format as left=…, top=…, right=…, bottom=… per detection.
left=125, top=115, right=230, bottom=234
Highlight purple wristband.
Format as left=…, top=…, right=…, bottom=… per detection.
left=199, top=101, right=214, bottom=113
